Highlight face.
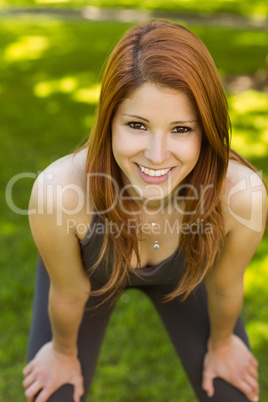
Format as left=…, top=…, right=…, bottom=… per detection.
left=111, top=83, right=202, bottom=209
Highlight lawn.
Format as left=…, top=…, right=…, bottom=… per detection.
left=0, top=14, right=267, bottom=402
left=0, top=0, right=268, bottom=18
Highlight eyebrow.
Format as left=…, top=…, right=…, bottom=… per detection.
left=122, top=114, right=198, bottom=124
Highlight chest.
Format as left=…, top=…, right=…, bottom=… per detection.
left=129, top=218, right=181, bottom=268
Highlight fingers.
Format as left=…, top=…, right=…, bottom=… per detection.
left=23, top=361, right=35, bottom=377
left=201, top=371, right=215, bottom=398
left=23, top=368, right=84, bottom=402
left=73, top=377, right=84, bottom=402
left=238, top=379, right=259, bottom=402
left=24, top=378, right=56, bottom=402
left=248, top=364, right=258, bottom=380
left=23, top=372, right=36, bottom=389
left=73, top=389, right=84, bottom=402
left=232, top=362, right=259, bottom=402
left=23, top=363, right=37, bottom=402
left=240, top=372, right=259, bottom=402
left=23, top=365, right=49, bottom=402
left=251, top=356, right=258, bottom=369
left=243, top=357, right=259, bottom=401
left=35, top=386, right=54, bottom=402
left=24, top=379, right=44, bottom=402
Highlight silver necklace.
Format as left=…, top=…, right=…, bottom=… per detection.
left=153, top=240, right=160, bottom=250
left=151, top=223, right=160, bottom=250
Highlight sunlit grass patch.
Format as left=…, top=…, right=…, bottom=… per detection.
left=4, top=35, right=50, bottom=61
left=245, top=255, right=268, bottom=290
left=247, top=322, right=268, bottom=350
left=33, top=76, right=101, bottom=103
left=229, top=90, right=268, bottom=159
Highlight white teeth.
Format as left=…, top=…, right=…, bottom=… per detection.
left=138, top=165, right=171, bottom=177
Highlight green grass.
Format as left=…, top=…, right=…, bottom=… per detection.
left=1, top=0, right=268, bottom=18
left=0, top=17, right=267, bottom=401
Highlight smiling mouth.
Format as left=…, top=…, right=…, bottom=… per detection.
left=137, top=164, right=172, bottom=177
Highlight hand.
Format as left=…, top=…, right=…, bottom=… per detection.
left=22, top=342, right=84, bottom=402
left=202, top=334, right=259, bottom=401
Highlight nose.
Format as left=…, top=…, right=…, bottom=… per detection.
left=144, top=133, right=171, bottom=165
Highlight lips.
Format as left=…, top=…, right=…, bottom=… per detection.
left=135, top=163, right=173, bottom=184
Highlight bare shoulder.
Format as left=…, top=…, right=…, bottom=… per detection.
left=221, top=159, right=267, bottom=235
left=40, top=148, right=87, bottom=188
left=30, top=148, right=92, bottom=239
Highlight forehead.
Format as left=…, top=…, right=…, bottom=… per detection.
left=117, top=83, right=198, bottom=119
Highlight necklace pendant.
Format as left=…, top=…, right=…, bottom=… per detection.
left=153, top=240, right=159, bottom=250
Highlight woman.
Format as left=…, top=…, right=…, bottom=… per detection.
left=23, top=20, right=266, bottom=401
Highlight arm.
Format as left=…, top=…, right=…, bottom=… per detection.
left=205, top=227, right=261, bottom=348
left=23, top=169, right=91, bottom=402
left=202, top=173, right=267, bottom=401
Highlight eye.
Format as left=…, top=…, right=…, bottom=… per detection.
left=172, top=126, right=191, bottom=134
left=128, top=122, right=147, bottom=130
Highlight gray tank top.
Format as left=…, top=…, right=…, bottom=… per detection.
left=79, top=214, right=186, bottom=287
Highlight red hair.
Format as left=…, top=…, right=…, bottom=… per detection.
left=84, top=20, right=253, bottom=304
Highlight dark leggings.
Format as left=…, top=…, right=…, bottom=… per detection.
left=27, top=257, right=251, bottom=401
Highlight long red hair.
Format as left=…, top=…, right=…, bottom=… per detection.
left=84, top=20, right=256, bottom=304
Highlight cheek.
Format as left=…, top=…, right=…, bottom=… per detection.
left=112, top=132, right=143, bottom=159
left=112, top=128, right=124, bottom=157
left=112, top=137, right=130, bottom=159
left=175, top=139, right=201, bottom=163
left=193, top=141, right=202, bottom=160
left=189, top=135, right=202, bottom=160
